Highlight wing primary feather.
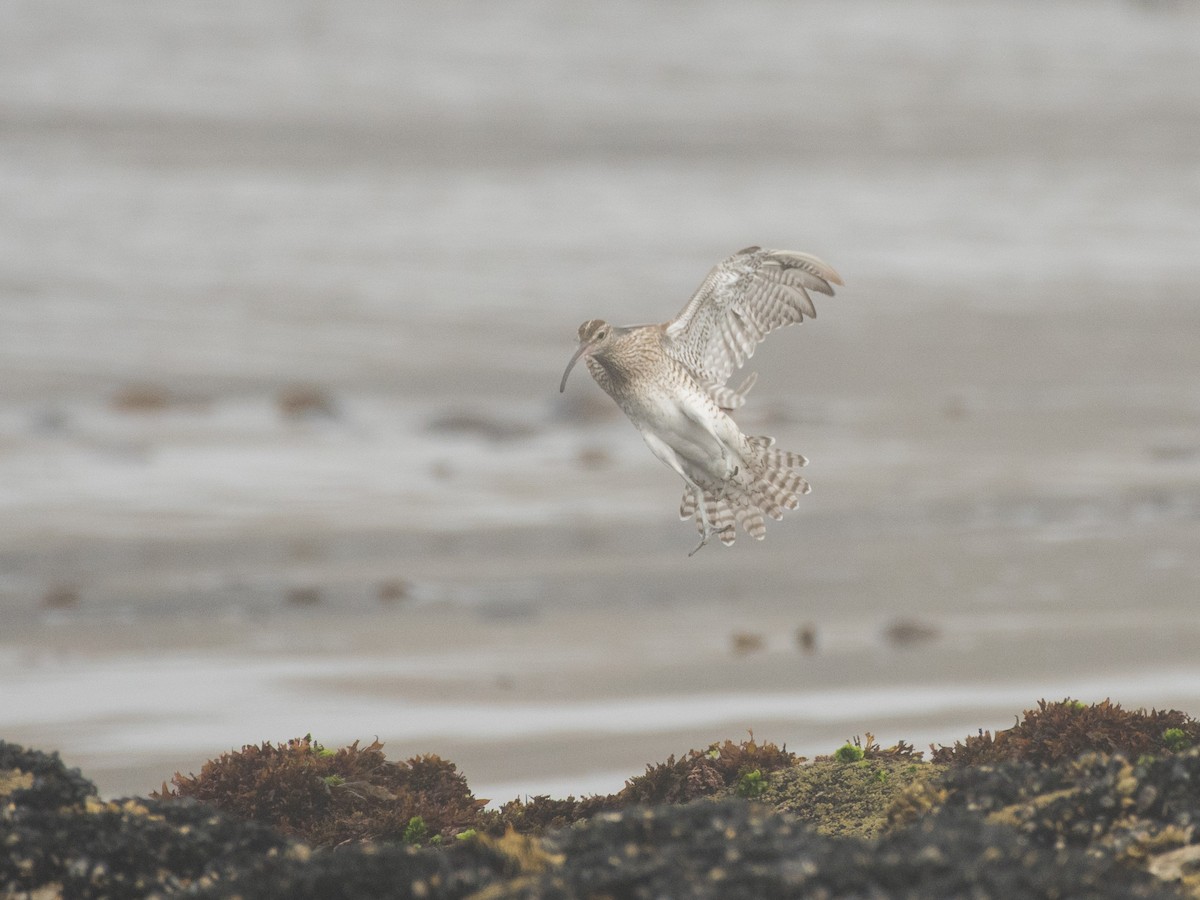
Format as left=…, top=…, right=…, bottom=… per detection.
left=663, top=246, right=841, bottom=390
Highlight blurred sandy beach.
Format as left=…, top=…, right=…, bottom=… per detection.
left=2, top=0, right=1199, bottom=800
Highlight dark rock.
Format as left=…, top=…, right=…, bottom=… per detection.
left=499, top=799, right=1179, bottom=899
left=1, top=741, right=288, bottom=898
left=3, top=730, right=1196, bottom=899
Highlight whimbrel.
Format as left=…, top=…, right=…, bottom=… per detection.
left=559, top=246, right=842, bottom=555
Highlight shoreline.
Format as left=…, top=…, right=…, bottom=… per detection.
left=4, top=697, right=1198, bottom=897
left=7, top=602, right=1200, bottom=803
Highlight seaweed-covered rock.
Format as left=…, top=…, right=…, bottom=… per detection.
left=494, top=794, right=620, bottom=835
left=492, top=735, right=794, bottom=835
left=932, top=699, right=1200, bottom=767
left=617, top=735, right=798, bottom=806
left=158, top=736, right=487, bottom=846
left=1, top=739, right=508, bottom=899
left=6, top=704, right=1200, bottom=899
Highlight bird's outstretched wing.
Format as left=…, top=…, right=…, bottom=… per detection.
left=663, top=246, right=842, bottom=394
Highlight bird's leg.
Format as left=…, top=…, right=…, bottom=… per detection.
left=718, top=447, right=737, bottom=480
left=688, top=485, right=714, bottom=557
left=687, top=485, right=737, bottom=556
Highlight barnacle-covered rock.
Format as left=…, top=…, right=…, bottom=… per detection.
left=487, top=799, right=1178, bottom=899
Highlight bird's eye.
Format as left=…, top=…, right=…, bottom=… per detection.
left=596, top=329, right=608, bottom=341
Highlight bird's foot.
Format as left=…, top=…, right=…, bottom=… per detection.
left=688, top=524, right=735, bottom=557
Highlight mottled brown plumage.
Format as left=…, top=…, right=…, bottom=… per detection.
left=560, top=246, right=842, bottom=555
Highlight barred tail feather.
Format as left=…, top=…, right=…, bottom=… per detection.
left=680, top=488, right=696, bottom=521
left=700, top=492, right=737, bottom=546
left=713, top=496, right=737, bottom=546
left=773, top=449, right=808, bottom=469
left=748, top=437, right=806, bottom=470
left=679, top=486, right=746, bottom=546
left=760, top=461, right=810, bottom=514
left=677, top=435, right=810, bottom=546
left=734, top=502, right=767, bottom=541
left=740, top=436, right=810, bottom=532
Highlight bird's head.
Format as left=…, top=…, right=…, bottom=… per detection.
left=559, top=319, right=615, bottom=392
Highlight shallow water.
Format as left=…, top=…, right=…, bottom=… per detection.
left=2, top=0, right=1199, bottom=798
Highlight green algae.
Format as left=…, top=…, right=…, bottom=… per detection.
left=832, top=742, right=865, bottom=764
left=1163, top=727, right=1192, bottom=753
left=758, top=756, right=945, bottom=839
left=735, top=768, right=767, bottom=798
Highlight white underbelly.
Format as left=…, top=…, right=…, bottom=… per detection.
left=626, top=390, right=742, bottom=486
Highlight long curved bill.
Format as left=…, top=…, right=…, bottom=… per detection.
left=559, top=342, right=589, bottom=393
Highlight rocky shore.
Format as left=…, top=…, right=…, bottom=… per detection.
left=4, top=699, right=1200, bottom=899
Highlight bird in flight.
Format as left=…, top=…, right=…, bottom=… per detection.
left=559, top=246, right=842, bottom=555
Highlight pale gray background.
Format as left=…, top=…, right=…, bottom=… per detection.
left=2, top=0, right=1198, bottom=798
